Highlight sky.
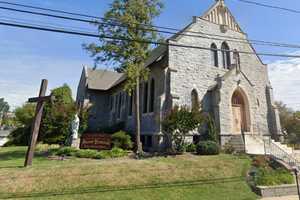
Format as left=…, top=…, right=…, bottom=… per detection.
left=0, top=0, right=300, bottom=110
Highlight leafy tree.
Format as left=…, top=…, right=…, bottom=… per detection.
left=40, top=84, right=76, bottom=144
left=162, top=106, right=203, bottom=153
left=5, top=103, right=35, bottom=145
left=275, top=101, right=300, bottom=144
left=0, top=98, right=9, bottom=126
left=84, top=0, right=164, bottom=154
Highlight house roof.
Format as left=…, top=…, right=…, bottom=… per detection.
left=83, top=45, right=167, bottom=91
left=201, top=0, right=244, bottom=33
left=85, top=68, right=125, bottom=91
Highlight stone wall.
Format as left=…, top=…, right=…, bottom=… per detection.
left=168, top=17, right=278, bottom=143
left=256, top=184, right=298, bottom=198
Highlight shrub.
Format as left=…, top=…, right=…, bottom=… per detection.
left=112, top=131, right=133, bottom=150
left=162, top=105, right=203, bottom=153
left=196, top=141, right=220, bottom=155
left=185, top=143, right=196, bottom=152
left=54, top=147, right=78, bottom=156
left=75, top=149, right=100, bottom=159
left=223, top=143, right=235, bottom=154
left=36, top=143, right=60, bottom=152
left=99, top=148, right=127, bottom=159
left=252, top=156, right=270, bottom=169
left=254, top=168, right=294, bottom=186
left=204, top=114, right=218, bottom=142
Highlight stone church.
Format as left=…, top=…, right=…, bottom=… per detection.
left=76, top=0, right=282, bottom=151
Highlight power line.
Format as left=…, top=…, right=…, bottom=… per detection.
left=1, top=19, right=300, bottom=59
left=0, top=1, right=300, bottom=50
left=1, top=5, right=300, bottom=50
left=235, top=0, right=300, bottom=14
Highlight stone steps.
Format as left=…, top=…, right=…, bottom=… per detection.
left=227, top=135, right=245, bottom=153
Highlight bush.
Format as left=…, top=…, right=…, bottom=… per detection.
left=99, top=147, right=127, bottom=159
left=112, top=131, right=133, bottom=150
left=54, top=147, right=78, bottom=156
left=223, top=144, right=235, bottom=154
left=252, top=156, right=269, bottom=169
left=196, top=141, right=220, bottom=155
left=162, top=105, right=203, bottom=153
left=75, top=149, right=100, bottom=159
left=36, top=143, right=60, bottom=152
left=185, top=143, right=196, bottom=152
left=254, top=168, right=294, bottom=186
left=250, top=156, right=295, bottom=186
left=50, top=147, right=128, bottom=160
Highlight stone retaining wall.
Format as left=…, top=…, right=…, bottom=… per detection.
left=257, top=184, right=298, bottom=198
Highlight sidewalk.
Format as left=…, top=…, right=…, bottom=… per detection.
left=262, top=196, right=298, bottom=200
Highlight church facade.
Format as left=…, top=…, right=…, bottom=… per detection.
left=76, top=0, right=282, bottom=151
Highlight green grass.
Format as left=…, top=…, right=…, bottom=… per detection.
left=0, top=146, right=258, bottom=200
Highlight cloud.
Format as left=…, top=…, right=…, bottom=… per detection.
left=268, top=55, right=300, bottom=111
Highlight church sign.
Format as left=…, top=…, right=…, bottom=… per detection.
left=80, top=133, right=112, bottom=150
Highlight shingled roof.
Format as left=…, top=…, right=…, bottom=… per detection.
left=85, top=68, right=125, bottom=91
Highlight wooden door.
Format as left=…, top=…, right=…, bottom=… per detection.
left=232, top=106, right=242, bottom=134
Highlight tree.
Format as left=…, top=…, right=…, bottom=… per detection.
left=162, top=106, right=203, bottom=153
left=0, top=98, right=9, bottom=126
left=5, top=103, right=35, bottom=146
left=84, top=0, right=164, bottom=155
left=39, top=84, right=76, bottom=144
left=275, top=101, right=300, bottom=144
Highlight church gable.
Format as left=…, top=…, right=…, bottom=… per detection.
left=201, top=0, right=243, bottom=33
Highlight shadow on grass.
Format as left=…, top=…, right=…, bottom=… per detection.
left=0, top=149, right=26, bottom=161
left=0, top=176, right=245, bottom=199
left=0, top=148, right=45, bottom=169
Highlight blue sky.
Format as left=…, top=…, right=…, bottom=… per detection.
left=0, top=0, right=300, bottom=110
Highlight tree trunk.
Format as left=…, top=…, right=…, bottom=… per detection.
left=135, top=77, right=143, bottom=154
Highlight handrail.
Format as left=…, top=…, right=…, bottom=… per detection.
left=263, top=136, right=300, bottom=171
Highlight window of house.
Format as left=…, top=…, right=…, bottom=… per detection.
left=118, top=93, right=122, bottom=119
left=114, top=94, right=118, bottom=112
left=129, top=92, right=133, bottom=116
left=109, top=96, right=113, bottom=111
left=191, top=89, right=199, bottom=111
left=211, top=43, right=218, bottom=67
left=149, top=78, right=155, bottom=113
left=143, top=81, right=149, bottom=113
left=221, top=42, right=231, bottom=69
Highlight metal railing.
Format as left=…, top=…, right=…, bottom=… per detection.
left=263, top=136, right=300, bottom=171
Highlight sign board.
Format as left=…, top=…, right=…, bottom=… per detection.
left=80, top=133, right=112, bottom=150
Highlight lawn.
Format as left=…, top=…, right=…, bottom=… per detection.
left=0, top=146, right=258, bottom=200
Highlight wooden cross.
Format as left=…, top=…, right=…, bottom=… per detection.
left=24, top=79, right=53, bottom=167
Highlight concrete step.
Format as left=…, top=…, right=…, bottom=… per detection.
left=227, top=135, right=245, bottom=153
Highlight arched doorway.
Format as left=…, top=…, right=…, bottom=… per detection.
left=231, top=89, right=250, bottom=134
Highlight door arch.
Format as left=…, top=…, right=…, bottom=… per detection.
left=231, top=88, right=251, bottom=134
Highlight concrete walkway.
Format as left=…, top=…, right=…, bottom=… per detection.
left=262, top=196, right=298, bottom=200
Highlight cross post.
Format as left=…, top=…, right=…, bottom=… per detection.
left=24, top=79, right=53, bottom=167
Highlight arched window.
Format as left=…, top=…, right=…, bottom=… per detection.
left=143, top=82, right=149, bottom=113
left=221, top=42, right=231, bottom=69
left=149, top=78, right=155, bottom=113
left=211, top=43, right=218, bottom=67
left=191, top=89, right=199, bottom=111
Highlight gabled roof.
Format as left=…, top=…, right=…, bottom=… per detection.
left=85, top=67, right=125, bottom=91
left=201, top=0, right=243, bottom=33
